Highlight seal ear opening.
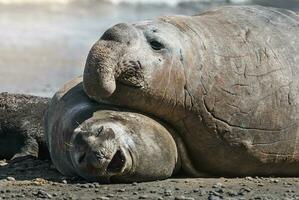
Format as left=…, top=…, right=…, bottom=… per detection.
left=107, top=150, right=126, bottom=173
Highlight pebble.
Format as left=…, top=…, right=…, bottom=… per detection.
left=208, top=194, right=222, bottom=200
left=80, top=184, right=89, bottom=188
left=175, top=196, right=195, bottom=200
left=227, top=190, right=238, bottom=197
left=132, top=182, right=138, bottom=186
left=34, top=190, right=53, bottom=199
left=0, top=160, right=7, bottom=167
left=118, top=188, right=126, bottom=192
left=6, top=177, right=15, bottom=181
left=62, top=180, right=67, bottom=184
left=212, top=183, right=224, bottom=188
left=139, top=195, right=149, bottom=199
left=245, top=176, right=254, bottom=181
left=106, top=194, right=114, bottom=198
left=99, top=197, right=110, bottom=200
left=270, top=178, right=279, bottom=183
left=164, top=189, right=172, bottom=196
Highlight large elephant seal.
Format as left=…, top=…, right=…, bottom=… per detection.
left=83, top=6, right=299, bottom=177
left=45, top=77, right=201, bottom=182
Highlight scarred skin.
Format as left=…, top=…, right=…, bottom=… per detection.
left=83, top=6, right=299, bottom=177
left=45, top=77, right=185, bottom=182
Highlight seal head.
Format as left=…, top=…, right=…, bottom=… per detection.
left=83, top=20, right=188, bottom=108
left=70, top=121, right=133, bottom=182
left=69, top=110, right=179, bottom=183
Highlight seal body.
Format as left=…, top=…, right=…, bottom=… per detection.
left=0, top=93, right=49, bottom=160
left=45, top=77, right=180, bottom=182
left=83, top=6, right=299, bottom=176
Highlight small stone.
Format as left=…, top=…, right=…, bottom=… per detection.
left=257, top=183, right=264, bottom=187
left=106, top=194, right=114, bottom=198
left=62, top=180, right=67, bottom=184
left=6, top=177, right=15, bottom=181
left=133, top=192, right=138, bottom=195
left=214, top=188, right=224, bottom=193
left=35, top=190, right=52, bottom=199
left=139, top=195, right=149, bottom=199
left=212, top=183, right=223, bottom=188
left=227, top=190, right=238, bottom=197
left=245, top=176, right=254, bottom=181
left=175, top=196, right=195, bottom=200
left=99, top=197, right=110, bottom=200
left=118, top=188, right=126, bottom=192
left=80, top=185, right=89, bottom=188
left=0, top=160, right=8, bottom=167
left=132, top=182, right=138, bottom=186
left=164, top=189, right=172, bottom=196
left=208, top=194, right=222, bottom=200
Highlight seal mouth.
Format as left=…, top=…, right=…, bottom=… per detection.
left=107, top=149, right=126, bottom=173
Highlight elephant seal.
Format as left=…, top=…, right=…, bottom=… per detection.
left=45, top=77, right=200, bottom=182
left=83, top=6, right=299, bottom=177
left=0, top=93, right=49, bottom=160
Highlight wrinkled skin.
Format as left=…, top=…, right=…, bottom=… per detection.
left=84, top=6, right=299, bottom=177
left=45, top=77, right=180, bottom=182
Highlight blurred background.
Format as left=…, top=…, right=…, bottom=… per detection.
left=0, top=0, right=298, bottom=97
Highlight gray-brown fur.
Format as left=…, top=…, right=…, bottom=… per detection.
left=0, top=92, right=49, bottom=160
left=83, top=6, right=299, bottom=177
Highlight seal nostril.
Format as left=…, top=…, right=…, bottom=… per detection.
left=78, top=152, right=86, bottom=164
left=107, top=150, right=126, bottom=173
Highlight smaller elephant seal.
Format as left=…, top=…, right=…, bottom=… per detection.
left=0, top=92, right=49, bottom=160
left=45, top=77, right=198, bottom=182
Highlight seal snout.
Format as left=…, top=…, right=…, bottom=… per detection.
left=74, top=147, right=127, bottom=175
left=70, top=125, right=131, bottom=181
left=83, top=23, right=140, bottom=100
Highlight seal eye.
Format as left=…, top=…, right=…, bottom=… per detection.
left=95, top=126, right=104, bottom=137
left=149, top=40, right=165, bottom=51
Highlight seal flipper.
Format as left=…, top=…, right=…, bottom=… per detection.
left=171, top=130, right=211, bottom=178
left=10, top=137, right=39, bottom=162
